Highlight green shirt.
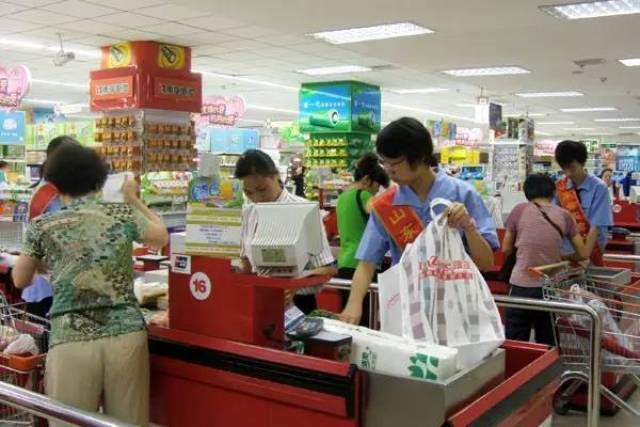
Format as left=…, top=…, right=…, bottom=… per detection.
left=23, top=195, right=150, bottom=347
left=336, top=188, right=372, bottom=269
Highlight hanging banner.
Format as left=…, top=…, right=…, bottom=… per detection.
left=199, top=95, right=246, bottom=127
left=0, top=65, right=31, bottom=111
left=533, top=139, right=558, bottom=157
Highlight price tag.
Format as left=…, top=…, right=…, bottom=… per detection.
left=189, top=272, right=212, bottom=301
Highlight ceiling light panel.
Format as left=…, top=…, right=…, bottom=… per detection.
left=311, top=22, right=434, bottom=45
left=619, top=58, right=640, bottom=66
left=593, top=118, right=640, bottom=122
left=391, top=88, right=448, bottom=94
left=564, top=127, right=597, bottom=130
left=32, top=79, right=87, bottom=89
left=443, top=66, right=531, bottom=77
left=540, top=1, right=640, bottom=20
left=537, top=121, right=575, bottom=125
left=297, top=65, right=372, bottom=76
left=619, top=126, right=640, bottom=129
left=516, top=91, right=584, bottom=98
left=560, top=107, right=617, bottom=112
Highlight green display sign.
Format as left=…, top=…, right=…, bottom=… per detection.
left=299, top=81, right=381, bottom=134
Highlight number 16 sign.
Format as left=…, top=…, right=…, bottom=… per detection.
left=189, top=272, right=212, bottom=301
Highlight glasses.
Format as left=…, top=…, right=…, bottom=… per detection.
left=380, top=157, right=407, bottom=167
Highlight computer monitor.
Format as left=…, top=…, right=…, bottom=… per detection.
left=251, top=202, right=324, bottom=277
left=629, top=186, right=640, bottom=204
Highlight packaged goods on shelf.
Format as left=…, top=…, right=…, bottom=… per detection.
left=304, top=133, right=373, bottom=170
left=94, top=110, right=196, bottom=173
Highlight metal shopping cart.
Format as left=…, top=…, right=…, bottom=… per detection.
left=535, top=262, right=640, bottom=417
left=0, top=293, right=49, bottom=426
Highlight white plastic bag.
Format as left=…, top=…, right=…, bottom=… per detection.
left=377, top=266, right=404, bottom=336
left=5, top=334, right=38, bottom=356
left=380, top=198, right=504, bottom=368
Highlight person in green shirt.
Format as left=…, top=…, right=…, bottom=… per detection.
left=336, top=153, right=389, bottom=325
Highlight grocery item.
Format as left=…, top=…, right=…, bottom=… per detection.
left=322, top=318, right=458, bottom=382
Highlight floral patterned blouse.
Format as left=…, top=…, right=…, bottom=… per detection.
left=23, top=195, right=150, bottom=347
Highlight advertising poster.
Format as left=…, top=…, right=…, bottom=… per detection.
left=0, top=111, right=25, bottom=144
left=299, top=83, right=351, bottom=133
left=351, top=82, right=381, bottom=133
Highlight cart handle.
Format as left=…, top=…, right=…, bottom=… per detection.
left=528, top=261, right=571, bottom=278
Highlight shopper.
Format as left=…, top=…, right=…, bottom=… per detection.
left=235, top=149, right=337, bottom=314
left=22, top=136, right=79, bottom=318
left=287, top=157, right=306, bottom=197
left=502, top=173, right=597, bottom=345
left=12, top=144, right=169, bottom=427
left=336, top=153, right=389, bottom=325
left=340, top=117, right=499, bottom=325
left=554, top=140, right=613, bottom=265
left=601, top=168, right=625, bottom=202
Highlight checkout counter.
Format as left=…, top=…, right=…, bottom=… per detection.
left=146, top=218, right=561, bottom=427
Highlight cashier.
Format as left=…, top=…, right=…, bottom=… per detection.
left=340, top=117, right=499, bottom=325
left=554, top=140, right=613, bottom=265
left=235, top=149, right=337, bottom=314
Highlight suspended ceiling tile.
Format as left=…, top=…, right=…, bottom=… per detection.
left=41, top=0, right=118, bottom=18
left=0, top=17, right=42, bottom=32
left=4, top=0, right=62, bottom=6
left=84, top=0, right=166, bottom=11
left=180, top=31, right=237, bottom=45
left=139, top=22, right=200, bottom=36
left=136, top=3, right=207, bottom=21
left=65, top=19, right=126, bottom=35
left=181, top=14, right=244, bottom=31
left=221, top=25, right=278, bottom=39
left=71, top=34, right=121, bottom=47
left=11, top=9, right=79, bottom=25
left=95, top=12, right=164, bottom=28
left=0, top=1, right=29, bottom=15
left=216, top=39, right=270, bottom=52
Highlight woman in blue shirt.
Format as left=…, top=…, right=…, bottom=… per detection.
left=339, top=118, right=498, bottom=325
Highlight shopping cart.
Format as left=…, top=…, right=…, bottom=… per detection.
left=0, top=294, right=49, bottom=426
left=535, top=262, right=640, bottom=417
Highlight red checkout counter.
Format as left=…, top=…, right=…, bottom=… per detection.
left=147, top=255, right=561, bottom=427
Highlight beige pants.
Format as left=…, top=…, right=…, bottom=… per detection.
left=45, top=330, right=149, bottom=427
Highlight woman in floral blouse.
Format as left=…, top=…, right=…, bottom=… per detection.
left=12, top=142, right=168, bottom=427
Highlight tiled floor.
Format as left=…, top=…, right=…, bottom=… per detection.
left=552, top=391, right=640, bottom=426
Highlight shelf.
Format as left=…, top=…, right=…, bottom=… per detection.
left=0, top=159, right=26, bottom=163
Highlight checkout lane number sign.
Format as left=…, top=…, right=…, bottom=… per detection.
left=190, top=272, right=212, bottom=301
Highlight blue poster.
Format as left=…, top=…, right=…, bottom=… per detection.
left=0, top=111, right=26, bottom=145
left=351, top=84, right=381, bottom=133
left=299, top=83, right=351, bottom=133
left=209, top=128, right=259, bottom=154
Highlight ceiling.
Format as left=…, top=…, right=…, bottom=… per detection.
left=2, top=0, right=640, bottom=140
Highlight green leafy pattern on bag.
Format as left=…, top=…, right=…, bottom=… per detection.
left=408, top=353, right=440, bottom=380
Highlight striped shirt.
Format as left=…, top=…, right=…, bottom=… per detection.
left=240, top=189, right=335, bottom=295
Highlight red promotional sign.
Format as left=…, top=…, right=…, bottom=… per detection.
left=91, top=76, right=134, bottom=100
left=533, top=139, right=557, bottom=157
left=154, top=77, right=199, bottom=101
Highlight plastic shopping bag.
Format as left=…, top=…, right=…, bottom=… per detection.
left=380, top=198, right=504, bottom=368
left=377, top=266, right=405, bottom=336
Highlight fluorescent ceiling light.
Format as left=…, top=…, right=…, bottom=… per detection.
left=245, top=104, right=298, bottom=115
left=619, top=58, right=640, bottom=67
left=560, top=107, right=617, bottom=112
left=23, top=98, right=62, bottom=105
left=391, top=88, right=448, bottom=94
left=297, top=65, right=372, bottom=76
left=384, top=102, right=476, bottom=123
left=310, top=22, right=434, bottom=45
left=536, top=131, right=553, bottom=136
left=537, top=121, right=575, bottom=125
left=564, top=127, right=596, bottom=131
left=540, top=1, right=640, bottom=20
left=619, top=126, right=640, bottom=129
left=196, top=69, right=297, bottom=91
left=593, top=118, right=640, bottom=122
left=0, top=38, right=100, bottom=59
left=32, top=79, right=87, bottom=89
left=443, top=66, right=531, bottom=77
left=516, top=91, right=584, bottom=98
left=505, top=113, right=547, bottom=117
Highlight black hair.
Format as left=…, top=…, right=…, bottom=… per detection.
left=523, top=173, right=556, bottom=201
left=32, top=135, right=81, bottom=188
left=555, top=140, right=588, bottom=168
left=600, top=168, right=613, bottom=178
left=376, top=117, right=435, bottom=167
left=44, top=144, right=108, bottom=197
left=0, top=160, right=8, bottom=170
left=234, top=149, right=279, bottom=179
left=354, top=153, right=390, bottom=187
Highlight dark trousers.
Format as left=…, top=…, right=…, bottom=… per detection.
left=293, top=294, right=317, bottom=315
left=337, top=267, right=372, bottom=327
left=506, top=285, right=555, bottom=346
left=26, top=296, right=53, bottom=319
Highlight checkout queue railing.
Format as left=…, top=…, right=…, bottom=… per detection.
left=0, top=380, right=133, bottom=427
left=325, top=278, right=604, bottom=427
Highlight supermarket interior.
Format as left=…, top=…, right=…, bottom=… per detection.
left=1, top=0, right=640, bottom=426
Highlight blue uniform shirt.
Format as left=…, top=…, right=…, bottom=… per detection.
left=356, top=171, right=499, bottom=265
left=554, top=174, right=613, bottom=252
